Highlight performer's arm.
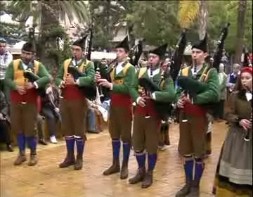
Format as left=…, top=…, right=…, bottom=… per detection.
left=77, top=61, right=95, bottom=87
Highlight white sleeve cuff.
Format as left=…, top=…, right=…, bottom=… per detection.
left=33, top=82, right=39, bottom=89
left=136, top=96, right=141, bottom=103
left=59, top=80, right=64, bottom=88
left=151, top=92, right=156, bottom=100
left=76, top=79, right=80, bottom=86
left=110, top=83, right=113, bottom=90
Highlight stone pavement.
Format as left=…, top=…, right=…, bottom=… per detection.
left=0, top=121, right=228, bottom=197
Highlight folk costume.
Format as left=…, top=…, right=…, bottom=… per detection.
left=56, top=36, right=95, bottom=170
left=213, top=67, right=252, bottom=197
left=129, top=44, right=176, bottom=188
left=5, top=42, right=50, bottom=166
left=102, top=36, right=136, bottom=179
left=175, top=35, right=220, bottom=196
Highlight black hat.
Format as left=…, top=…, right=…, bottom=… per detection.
left=73, top=36, right=87, bottom=50
left=192, top=33, right=208, bottom=52
left=0, top=37, right=6, bottom=43
left=116, top=36, right=129, bottom=51
left=22, top=42, right=36, bottom=52
left=149, top=44, right=168, bottom=58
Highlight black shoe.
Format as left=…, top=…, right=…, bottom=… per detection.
left=6, top=144, right=14, bottom=152
left=39, top=139, right=48, bottom=145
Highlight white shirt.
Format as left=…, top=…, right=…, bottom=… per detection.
left=148, top=67, right=160, bottom=77
left=71, top=59, right=82, bottom=67
left=115, top=61, right=124, bottom=74
left=191, top=65, right=202, bottom=77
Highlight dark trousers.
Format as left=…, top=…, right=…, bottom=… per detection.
left=0, top=120, right=12, bottom=145
left=213, top=100, right=225, bottom=119
left=41, top=106, right=58, bottom=137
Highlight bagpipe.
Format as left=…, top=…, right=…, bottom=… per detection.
left=177, top=24, right=230, bottom=113
left=170, top=30, right=187, bottom=82
left=211, top=23, right=230, bottom=71
left=129, top=39, right=144, bottom=67
left=24, top=68, right=46, bottom=97
left=67, top=64, right=96, bottom=100
left=138, top=65, right=173, bottom=121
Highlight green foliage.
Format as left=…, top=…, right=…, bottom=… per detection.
left=89, top=1, right=134, bottom=49
left=36, top=25, right=71, bottom=70
left=127, top=1, right=182, bottom=46
left=208, top=0, right=252, bottom=53
left=41, top=25, right=66, bottom=41
left=127, top=0, right=252, bottom=54
left=0, top=22, right=26, bottom=42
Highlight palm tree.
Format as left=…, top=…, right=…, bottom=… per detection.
left=177, top=0, right=200, bottom=30
left=198, top=0, right=208, bottom=40
left=234, top=0, right=247, bottom=63
left=89, top=1, right=134, bottom=49
left=7, top=1, right=90, bottom=68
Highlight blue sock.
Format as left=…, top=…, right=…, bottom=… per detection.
left=122, top=142, right=131, bottom=163
left=193, top=158, right=204, bottom=182
left=26, top=136, right=37, bottom=154
left=112, top=139, right=120, bottom=160
left=65, top=136, right=75, bottom=154
left=136, top=152, right=146, bottom=168
left=75, top=137, right=85, bottom=155
left=184, top=158, right=194, bottom=181
left=17, top=133, right=26, bottom=153
left=148, top=154, right=157, bottom=171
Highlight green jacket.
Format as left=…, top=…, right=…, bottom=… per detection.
left=55, top=58, right=95, bottom=87
left=4, top=59, right=50, bottom=90
left=131, top=67, right=176, bottom=103
left=176, top=64, right=219, bottom=104
left=109, top=62, right=136, bottom=95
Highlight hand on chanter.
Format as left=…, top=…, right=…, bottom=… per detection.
left=25, top=82, right=35, bottom=90
left=239, top=119, right=252, bottom=131
left=65, top=74, right=76, bottom=85
left=137, top=96, right=146, bottom=107
left=97, top=78, right=112, bottom=89
left=95, top=72, right=101, bottom=82
left=16, top=85, right=26, bottom=95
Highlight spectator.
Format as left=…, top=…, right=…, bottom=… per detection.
left=0, top=81, right=13, bottom=152
left=214, top=63, right=227, bottom=121
left=40, top=84, right=60, bottom=143
left=0, top=37, right=13, bottom=102
left=226, top=63, right=240, bottom=95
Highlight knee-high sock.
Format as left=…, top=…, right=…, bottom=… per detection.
left=122, top=142, right=131, bottom=163
left=184, top=156, right=194, bottom=182
left=135, top=152, right=146, bottom=169
left=26, top=136, right=37, bottom=154
left=17, top=133, right=26, bottom=153
left=75, top=137, right=85, bottom=156
left=112, top=139, right=120, bottom=160
left=193, top=158, right=205, bottom=183
left=65, top=136, right=75, bottom=155
left=148, top=154, right=157, bottom=171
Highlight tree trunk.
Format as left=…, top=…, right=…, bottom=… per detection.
left=234, top=0, right=247, bottom=64
left=39, top=1, right=60, bottom=69
left=198, top=0, right=208, bottom=40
